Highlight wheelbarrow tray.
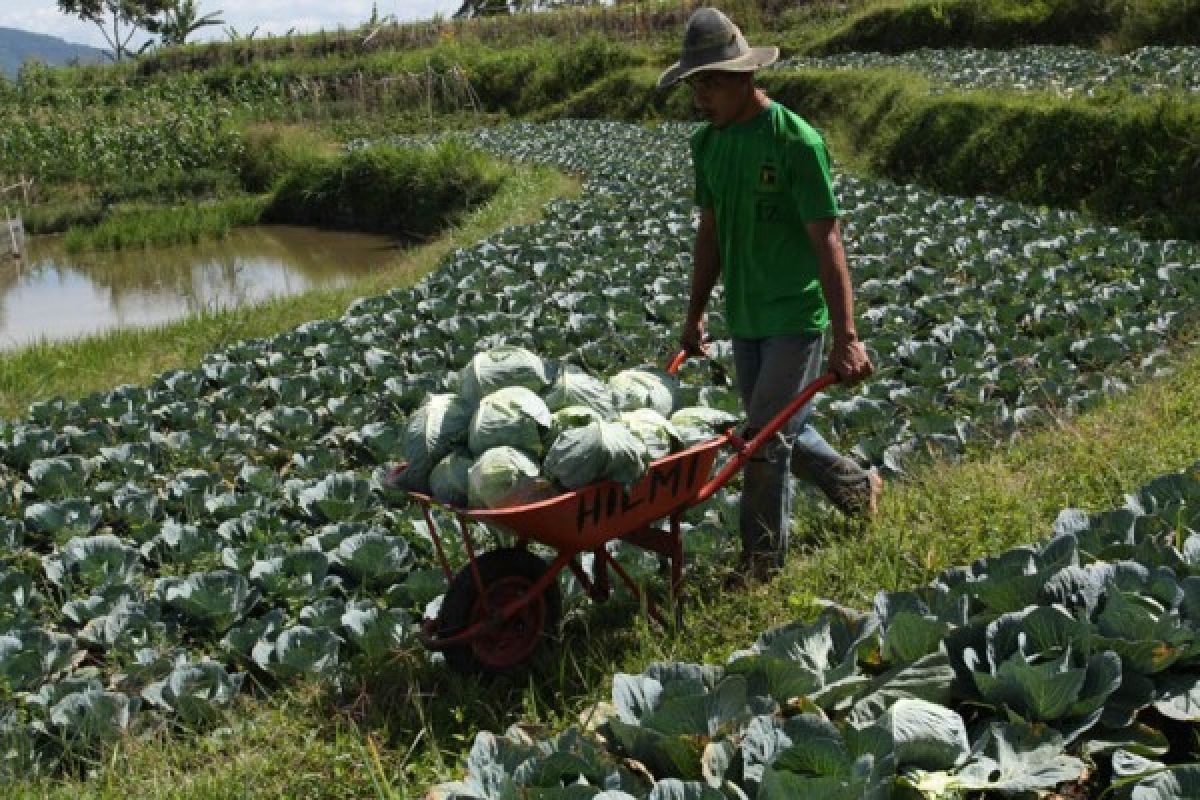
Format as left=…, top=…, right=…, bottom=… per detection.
left=410, top=433, right=730, bottom=552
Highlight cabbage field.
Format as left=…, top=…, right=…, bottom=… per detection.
left=1, top=119, right=1199, bottom=783
left=777, top=45, right=1200, bottom=96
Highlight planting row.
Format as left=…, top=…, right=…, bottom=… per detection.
left=0, top=120, right=1197, bottom=771
left=778, top=45, right=1200, bottom=97
left=432, top=459, right=1200, bottom=799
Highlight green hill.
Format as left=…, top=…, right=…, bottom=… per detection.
left=0, top=26, right=106, bottom=77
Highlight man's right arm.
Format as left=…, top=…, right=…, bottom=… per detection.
left=682, top=208, right=720, bottom=354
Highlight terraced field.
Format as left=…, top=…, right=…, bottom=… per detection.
left=777, top=45, right=1200, bottom=96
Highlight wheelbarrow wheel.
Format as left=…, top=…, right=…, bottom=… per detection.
left=438, top=547, right=562, bottom=674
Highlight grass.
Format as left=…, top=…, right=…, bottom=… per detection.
left=0, top=162, right=578, bottom=421
left=61, top=196, right=269, bottom=253
left=8, top=334, right=1199, bottom=799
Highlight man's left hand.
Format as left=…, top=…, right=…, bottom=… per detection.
left=830, top=337, right=873, bottom=385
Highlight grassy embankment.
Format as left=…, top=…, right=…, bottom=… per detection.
left=8, top=328, right=1200, bottom=800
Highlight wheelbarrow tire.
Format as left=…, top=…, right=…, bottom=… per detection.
left=438, top=547, right=562, bottom=674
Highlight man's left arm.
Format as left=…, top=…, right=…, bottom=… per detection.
left=806, top=218, right=873, bottom=385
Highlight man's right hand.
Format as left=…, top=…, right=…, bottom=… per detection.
left=680, top=316, right=708, bottom=355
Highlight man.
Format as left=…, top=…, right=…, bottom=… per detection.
left=658, top=8, right=882, bottom=584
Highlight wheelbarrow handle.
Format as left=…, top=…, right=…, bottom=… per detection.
left=663, top=350, right=839, bottom=503
left=666, top=349, right=690, bottom=375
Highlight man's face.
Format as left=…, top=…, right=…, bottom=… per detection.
left=687, top=71, right=752, bottom=128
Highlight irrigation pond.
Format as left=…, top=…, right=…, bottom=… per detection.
left=0, top=226, right=398, bottom=349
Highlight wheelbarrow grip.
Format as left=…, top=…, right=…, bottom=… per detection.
left=694, top=371, right=840, bottom=504
left=666, top=349, right=690, bottom=375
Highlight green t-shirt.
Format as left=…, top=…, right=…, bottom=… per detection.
left=691, top=101, right=839, bottom=338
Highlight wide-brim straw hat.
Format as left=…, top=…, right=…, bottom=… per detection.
left=657, top=7, right=779, bottom=90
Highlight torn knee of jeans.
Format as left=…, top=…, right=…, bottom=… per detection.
left=745, top=431, right=790, bottom=464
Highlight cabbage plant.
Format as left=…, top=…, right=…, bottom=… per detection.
left=160, top=570, right=255, bottom=632
left=141, top=660, right=244, bottom=726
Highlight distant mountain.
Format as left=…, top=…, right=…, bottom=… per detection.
left=0, top=27, right=107, bottom=78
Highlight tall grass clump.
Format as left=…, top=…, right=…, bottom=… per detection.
left=22, top=203, right=105, bottom=236
left=235, top=123, right=336, bottom=193
left=263, top=140, right=508, bottom=240
left=453, top=33, right=648, bottom=116
left=62, top=196, right=268, bottom=252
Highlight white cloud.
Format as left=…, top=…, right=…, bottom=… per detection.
left=0, top=1, right=462, bottom=50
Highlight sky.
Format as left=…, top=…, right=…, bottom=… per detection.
left=0, top=1, right=464, bottom=51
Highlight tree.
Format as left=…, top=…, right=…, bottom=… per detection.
left=158, top=0, right=225, bottom=47
left=56, top=0, right=176, bottom=61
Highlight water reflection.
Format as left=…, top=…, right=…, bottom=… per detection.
left=0, top=226, right=399, bottom=350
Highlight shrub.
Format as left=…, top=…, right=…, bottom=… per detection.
left=263, top=141, right=507, bottom=240
left=236, top=124, right=332, bottom=193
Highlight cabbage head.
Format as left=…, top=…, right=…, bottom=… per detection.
left=542, top=364, right=616, bottom=415
left=670, top=406, right=739, bottom=447
left=619, top=408, right=680, bottom=460
left=430, top=450, right=472, bottom=507
left=400, top=393, right=473, bottom=489
left=467, top=387, right=552, bottom=457
left=609, top=368, right=679, bottom=417
left=459, top=346, right=551, bottom=403
left=543, top=420, right=649, bottom=490
left=550, top=405, right=608, bottom=441
left=467, top=447, right=557, bottom=509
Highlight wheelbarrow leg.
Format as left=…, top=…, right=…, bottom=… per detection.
left=594, top=548, right=669, bottom=628
left=669, top=513, right=686, bottom=630
left=589, top=546, right=612, bottom=601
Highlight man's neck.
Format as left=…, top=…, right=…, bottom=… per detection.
left=730, top=87, right=771, bottom=126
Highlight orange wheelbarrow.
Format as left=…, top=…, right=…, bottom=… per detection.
left=403, top=352, right=839, bottom=673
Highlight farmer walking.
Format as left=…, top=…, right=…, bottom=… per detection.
left=659, top=7, right=882, bottom=585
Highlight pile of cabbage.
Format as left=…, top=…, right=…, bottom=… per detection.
left=397, top=345, right=737, bottom=509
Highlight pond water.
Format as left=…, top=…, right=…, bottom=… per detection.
left=0, top=226, right=399, bottom=350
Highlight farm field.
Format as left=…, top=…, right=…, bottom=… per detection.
left=778, top=45, right=1200, bottom=96
left=3, top=117, right=1200, bottom=796
left=1, top=1, right=1199, bottom=798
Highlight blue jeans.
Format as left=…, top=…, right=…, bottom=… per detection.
left=733, top=333, right=871, bottom=567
